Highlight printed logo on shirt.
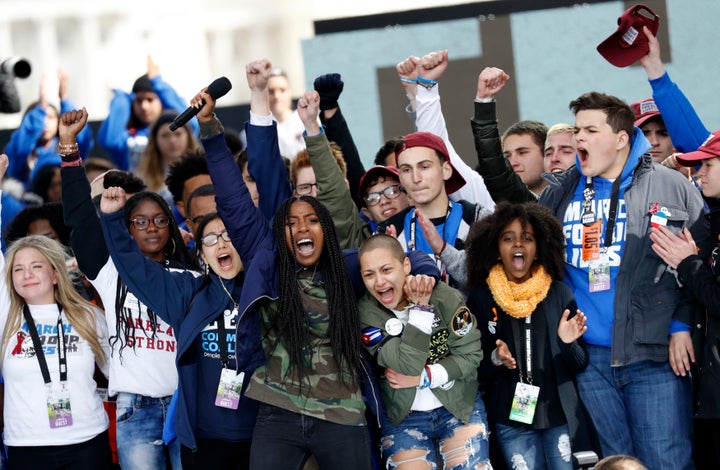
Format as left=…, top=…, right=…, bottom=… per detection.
left=119, top=291, right=177, bottom=352
left=11, top=323, right=81, bottom=358
left=200, top=313, right=237, bottom=361
left=563, top=198, right=627, bottom=268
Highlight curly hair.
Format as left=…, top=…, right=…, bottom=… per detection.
left=466, top=201, right=566, bottom=288
left=164, top=150, right=208, bottom=206
left=271, top=196, right=362, bottom=386
left=5, top=202, right=71, bottom=247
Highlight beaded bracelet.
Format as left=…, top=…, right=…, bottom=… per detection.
left=57, top=142, right=79, bottom=156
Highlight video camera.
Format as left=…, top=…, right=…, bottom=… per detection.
left=0, top=57, right=31, bottom=79
left=0, top=57, right=31, bottom=113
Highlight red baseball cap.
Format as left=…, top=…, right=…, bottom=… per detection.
left=597, top=4, right=660, bottom=68
left=676, top=132, right=720, bottom=166
left=358, top=165, right=400, bottom=200
left=395, top=131, right=466, bottom=194
left=631, top=98, right=662, bottom=127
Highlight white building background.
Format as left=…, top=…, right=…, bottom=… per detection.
left=0, top=0, right=469, bottom=129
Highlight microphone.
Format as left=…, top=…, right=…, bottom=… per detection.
left=170, top=76, right=232, bottom=131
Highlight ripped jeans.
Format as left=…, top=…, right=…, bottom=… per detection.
left=494, top=423, right=572, bottom=470
left=380, top=393, right=492, bottom=469
left=115, top=392, right=181, bottom=470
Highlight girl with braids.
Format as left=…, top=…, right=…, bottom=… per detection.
left=465, top=202, right=593, bottom=470
left=241, top=195, right=372, bottom=469
left=0, top=153, right=112, bottom=468
left=59, top=109, right=199, bottom=470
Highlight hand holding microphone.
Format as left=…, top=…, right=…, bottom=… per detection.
left=170, top=76, right=232, bottom=131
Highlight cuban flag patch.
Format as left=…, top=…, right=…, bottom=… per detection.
left=361, top=326, right=384, bottom=346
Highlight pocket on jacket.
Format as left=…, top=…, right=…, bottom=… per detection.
left=630, top=282, right=677, bottom=345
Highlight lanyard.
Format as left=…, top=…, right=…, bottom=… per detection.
left=216, top=313, right=230, bottom=368
left=582, top=176, right=622, bottom=248
left=409, top=202, right=452, bottom=281
left=22, top=304, right=67, bottom=384
left=511, top=316, right=533, bottom=384
left=409, top=201, right=452, bottom=252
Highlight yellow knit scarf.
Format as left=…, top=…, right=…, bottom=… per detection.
left=486, top=264, right=552, bottom=319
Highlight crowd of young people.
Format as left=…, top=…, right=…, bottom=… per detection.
left=0, top=20, right=717, bottom=470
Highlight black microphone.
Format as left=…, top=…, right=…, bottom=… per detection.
left=170, top=76, right=232, bottom=131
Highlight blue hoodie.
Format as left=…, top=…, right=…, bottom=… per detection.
left=562, top=129, right=650, bottom=346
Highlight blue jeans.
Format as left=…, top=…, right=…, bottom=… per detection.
left=495, top=423, right=572, bottom=470
left=249, top=404, right=372, bottom=470
left=115, top=392, right=181, bottom=470
left=576, top=346, right=693, bottom=469
left=380, top=393, right=492, bottom=469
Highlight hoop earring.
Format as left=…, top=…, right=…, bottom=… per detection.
left=167, top=238, right=177, bottom=256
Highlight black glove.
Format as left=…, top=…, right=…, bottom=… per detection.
left=313, top=73, right=344, bottom=111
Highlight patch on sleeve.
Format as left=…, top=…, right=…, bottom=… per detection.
left=450, top=306, right=475, bottom=337
left=361, top=326, right=384, bottom=346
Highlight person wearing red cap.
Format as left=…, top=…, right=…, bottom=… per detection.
left=381, top=130, right=492, bottom=288
left=650, top=132, right=720, bottom=469
left=396, top=50, right=496, bottom=211
left=291, top=90, right=411, bottom=249
left=629, top=98, right=675, bottom=163
left=358, top=165, right=410, bottom=227
left=539, top=90, right=706, bottom=469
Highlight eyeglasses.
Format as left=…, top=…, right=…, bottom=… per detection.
left=201, top=231, right=231, bottom=247
left=294, top=182, right=318, bottom=196
left=363, top=185, right=403, bottom=206
left=130, top=216, right=169, bottom=231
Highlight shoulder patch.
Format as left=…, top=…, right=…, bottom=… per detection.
left=361, top=326, right=384, bottom=346
left=450, top=306, right=475, bottom=337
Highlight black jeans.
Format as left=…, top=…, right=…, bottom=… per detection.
left=181, top=439, right=251, bottom=469
left=7, top=430, right=112, bottom=470
left=249, top=403, right=372, bottom=470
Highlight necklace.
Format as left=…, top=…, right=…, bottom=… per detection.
left=218, top=278, right=239, bottom=317
left=297, top=264, right=319, bottom=293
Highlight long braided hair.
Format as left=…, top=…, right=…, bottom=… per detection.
left=271, top=196, right=362, bottom=386
left=111, top=191, right=199, bottom=360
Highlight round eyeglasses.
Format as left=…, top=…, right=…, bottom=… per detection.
left=129, top=216, right=169, bottom=231
left=363, top=184, right=403, bottom=206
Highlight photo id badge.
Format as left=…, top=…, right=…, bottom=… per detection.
left=588, top=257, right=611, bottom=292
left=509, top=382, right=540, bottom=424
left=215, top=369, right=244, bottom=410
left=47, top=385, right=73, bottom=428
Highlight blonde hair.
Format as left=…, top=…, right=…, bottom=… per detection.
left=546, top=123, right=574, bottom=138
left=594, top=455, right=648, bottom=470
left=2, top=236, right=106, bottom=365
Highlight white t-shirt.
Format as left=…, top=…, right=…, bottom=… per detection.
left=92, top=258, right=184, bottom=398
left=1, top=303, right=110, bottom=446
left=274, top=110, right=306, bottom=160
